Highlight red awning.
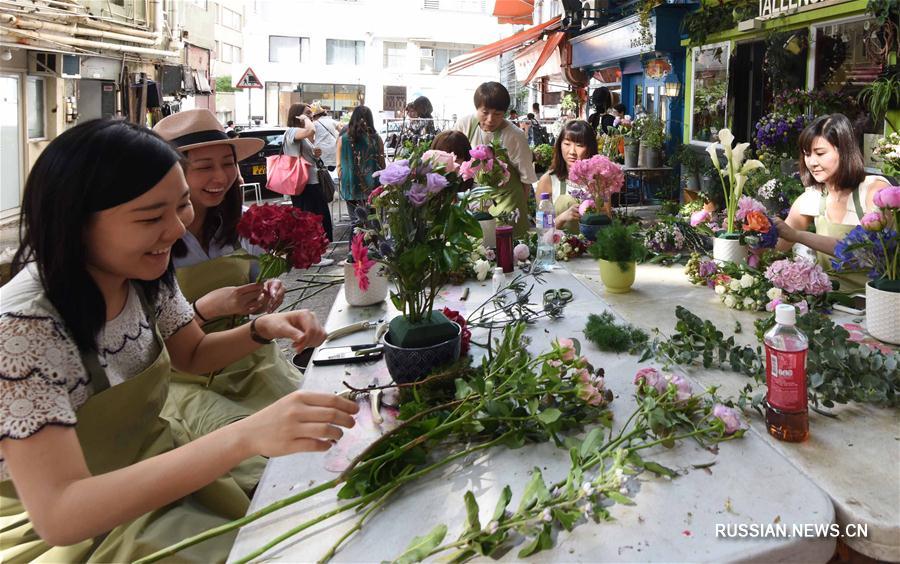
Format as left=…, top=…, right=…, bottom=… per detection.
left=493, top=0, right=534, bottom=24
left=446, top=15, right=561, bottom=75
left=523, top=30, right=565, bottom=84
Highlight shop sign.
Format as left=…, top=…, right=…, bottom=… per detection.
left=758, top=0, right=845, bottom=18
left=570, top=15, right=653, bottom=69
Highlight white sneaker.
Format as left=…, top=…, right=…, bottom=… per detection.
left=313, top=258, right=335, bottom=267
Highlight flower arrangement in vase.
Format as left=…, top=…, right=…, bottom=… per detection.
left=355, top=145, right=482, bottom=380
left=705, top=129, right=767, bottom=265
left=833, top=186, right=900, bottom=344
left=568, top=154, right=625, bottom=227
left=461, top=139, right=512, bottom=247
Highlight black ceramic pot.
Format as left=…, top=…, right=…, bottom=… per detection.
left=382, top=322, right=461, bottom=384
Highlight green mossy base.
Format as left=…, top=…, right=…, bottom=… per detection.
left=389, top=311, right=458, bottom=348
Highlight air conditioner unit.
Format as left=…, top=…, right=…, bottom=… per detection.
left=28, top=52, right=59, bottom=76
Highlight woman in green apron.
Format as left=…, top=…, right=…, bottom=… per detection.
left=0, top=119, right=357, bottom=562
left=154, top=111, right=311, bottom=490
left=774, top=114, right=890, bottom=293
left=454, top=81, right=538, bottom=238
left=535, top=119, right=601, bottom=234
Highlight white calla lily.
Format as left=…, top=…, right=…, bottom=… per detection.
left=705, top=144, right=719, bottom=167
left=718, top=128, right=734, bottom=149
left=732, top=142, right=750, bottom=170
left=740, top=159, right=766, bottom=174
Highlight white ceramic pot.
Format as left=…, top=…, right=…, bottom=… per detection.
left=712, top=236, right=748, bottom=266
left=866, top=282, right=900, bottom=345
left=479, top=218, right=497, bottom=248
left=344, top=263, right=388, bottom=307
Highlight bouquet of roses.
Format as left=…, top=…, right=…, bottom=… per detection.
left=358, top=145, right=480, bottom=324
left=557, top=233, right=591, bottom=261
left=764, top=258, right=832, bottom=314
left=737, top=196, right=778, bottom=249
left=568, top=155, right=625, bottom=207
left=833, top=186, right=900, bottom=291
left=237, top=203, right=329, bottom=281
left=713, top=266, right=771, bottom=312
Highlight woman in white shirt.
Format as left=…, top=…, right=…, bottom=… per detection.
left=535, top=120, right=599, bottom=233
left=774, top=114, right=890, bottom=291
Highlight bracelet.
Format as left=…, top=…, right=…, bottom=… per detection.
left=249, top=316, right=273, bottom=345
left=192, top=300, right=209, bottom=323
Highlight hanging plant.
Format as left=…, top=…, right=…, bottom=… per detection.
left=636, top=0, right=662, bottom=47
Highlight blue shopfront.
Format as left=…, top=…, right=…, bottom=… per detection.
left=569, top=4, right=693, bottom=155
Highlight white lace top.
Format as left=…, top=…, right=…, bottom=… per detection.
left=0, top=264, right=193, bottom=479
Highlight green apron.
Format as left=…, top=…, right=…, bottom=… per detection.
left=815, top=187, right=868, bottom=293
left=0, top=289, right=248, bottom=563
left=467, top=120, right=531, bottom=237
left=551, top=177, right=580, bottom=234
left=165, top=251, right=301, bottom=493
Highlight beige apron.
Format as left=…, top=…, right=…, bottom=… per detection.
left=550, top=177, right=580, bottom=234
left=0, top=289, right=248, bottom=563
left=467, top=121, right=531, bottom=237
left=815, top=187, right=868, bottom=293
left=165, top=251, right=301, bottom=492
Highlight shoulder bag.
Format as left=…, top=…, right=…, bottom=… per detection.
left=265, top=131, right=311, bottom=196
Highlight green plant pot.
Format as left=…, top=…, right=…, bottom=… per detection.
left=598, top=259, right=636, bottom=294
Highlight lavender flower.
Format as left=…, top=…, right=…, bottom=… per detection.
left=712, top=404, right=744, bottom=435
left=424, top=172, right=449, bottom=193
left=405, top=183, right=429, bottom=207
left=374, top=159, right=410, bottom=185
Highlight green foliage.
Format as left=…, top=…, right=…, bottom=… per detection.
left=635, top=114, right=666, bottom=149
left=858, top=65, right=900, bottom=131
left=643, top=306, right=900, bottom=410
left=583, top=311, right=649, bottom=354
left=214, top=76, right=236, bottom=93
left=533, top=144, right=553, bottom=169
left=681, top=0, right=756, bottom=47
left=670, top=144, right=703, bottom=174
left=588, top=221, right=646, bottom=269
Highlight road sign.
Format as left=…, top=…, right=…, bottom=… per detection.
left=235, top=67, right=262, bottom=89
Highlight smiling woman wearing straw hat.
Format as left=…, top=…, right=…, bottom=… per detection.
left=154, top=109, right=314, bottom=493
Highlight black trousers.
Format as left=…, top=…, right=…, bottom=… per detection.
left=291, top=183, right=334, bottom=242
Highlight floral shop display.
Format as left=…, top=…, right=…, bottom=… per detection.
left=833, top=186, right=900, bottom=344
left=609, top=115, right=639, bottom=168
left=461, top=140, right=512, bottom=248
left=588, top=221, right=645, bottom=294
left=518, top=230, right=592, bottom=264
left=704, top=129, right=767, bottom=265
left=533, top=143, right=553, bottom=173
left=873, top=132, right=900, bottom=178
left=355, top=146, right=482, bottom=382
left=635, top=114, right=666, bottom=168
left=753, top=112, right=809, bottom=173
left=236, top=203, right=329, bottom=281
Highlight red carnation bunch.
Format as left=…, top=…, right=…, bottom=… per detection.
left=237, top=204, right=329, bottom=280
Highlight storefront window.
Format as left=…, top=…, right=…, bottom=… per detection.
left=691, top=44, right=729, bottom=143
left=266, top=82, right=365, bottom=124
left=27, top=76, right=45, bottom=140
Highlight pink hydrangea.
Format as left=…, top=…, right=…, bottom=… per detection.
left=735, top=196, right=766, bottom=222
left=765, top=259, right=831, bottom=295
left=579, top=199, right=597, bottom=216
left=568, top=155, right=624, bottom=202
left=690, top=209, right=711, bottom=226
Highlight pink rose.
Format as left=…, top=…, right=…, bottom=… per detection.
left=667, top=372, right=693, bottom=402
left=579, top=199, right=596, bottom=216
left=634, top=367, right=667, bottom=395
left=513, top=243, right=530, bottom=261
left=422, top=149, right=459, bottom=174
left=690, top=209, right=711, bottom=226
left=458, top=160, right=475, bottom=181
left=469, top=144, right=492, bottom=161
left=557, top=338, right=576, bottom=362
left=873, top=186, right=900, bottom=210
left=860, top=211, right=885, bottom=231
left=712, top=404, right=744, bottom=435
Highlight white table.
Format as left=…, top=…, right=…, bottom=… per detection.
left=228, top=268, right=836, bottom=562
left=565, top=258, right=900, bottom=562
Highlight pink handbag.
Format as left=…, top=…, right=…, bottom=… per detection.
left=265, top=133, right=311, bottom=196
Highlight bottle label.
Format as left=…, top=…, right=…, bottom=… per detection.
left=536, top=211, right=552, bottom=229
left=765, top=344, right=807, bottom=412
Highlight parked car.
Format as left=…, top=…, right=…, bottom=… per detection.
left=237, top=127, right=287, bottom=200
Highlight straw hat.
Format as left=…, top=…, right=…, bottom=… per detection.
left=153, top=109, right=263, bottom=161
left=309, top=103, right=327, bottom=118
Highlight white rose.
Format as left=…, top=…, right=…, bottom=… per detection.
left=740, top=274, right=755, bottom=289
left=729, top=279, right=742, bottom=292
left=767, top=287, right=783, bottom=301
left=743, top=297, right=755, bottom=309
left=474, top=259, right=491, bottom=281
left=723, top=295, right=736, bottom=308
left=715, top=285, right=726, bottom=295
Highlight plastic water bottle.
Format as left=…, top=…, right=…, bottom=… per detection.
left=764, top=304, right=809, bottom=442
left=533, top=193, right=557, bottom=272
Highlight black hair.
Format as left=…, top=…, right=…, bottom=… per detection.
left=408, top=96, right=433, bottom=119
left=613, top=103, right=626, bottom=115
left=548, top=120, right=599, bottom=180
left=532, top=102, right=540, bottom=111
left=527, top=113, right=535, bottom=120
left=12, top=119, right=182, bottom=353
left=226, top=120, right=234, bottom=126
left=591, top=87, right=612, bottom=113
left=348, top=105, right=376, bottom=144
left=473, top=82, right=511, bottom=112
left=173, top=144, right=241, bottom=259
left=798, top=114, right=866, bottom=192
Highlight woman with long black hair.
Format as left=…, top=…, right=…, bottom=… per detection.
left=336, top=106, right=385, bottom=240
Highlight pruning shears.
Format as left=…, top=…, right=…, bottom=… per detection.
left=543, top=288, right=573, bottom=307
left=336, top=381, right=397, bottom=425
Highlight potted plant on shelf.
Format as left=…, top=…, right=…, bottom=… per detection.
left=671, top=144, right=702, bottom=196
left=636, top=114, right=666, bottom=168
left=461, top=139, right=512, bottom=249
left=588, top=220, right=645, bottom=293
left=833, top=186, right=900, bottom=344
left=356, top=146, right=481, bottom=383
left=611, top=115, right=639, bottom=168
left=705, top=128, right=766, bottom=265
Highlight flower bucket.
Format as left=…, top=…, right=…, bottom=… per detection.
left=713, top=235, right=747, bottom=266
left=382, top=321, right=461, bottom=384
left=684, top=174, right=700, bottom=192
left=344, top=262, right=388, bottom=307
left=598, top=259, right=636, bottom=294
left=624, top=141, right=639, bottom=168
left=642, top=144, right=661, bottom=168
left=866, top=282, right=900, bottom=345
left=700, top=174, right=716, bottom=195
left=478, top=217, right=497, bottom=248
